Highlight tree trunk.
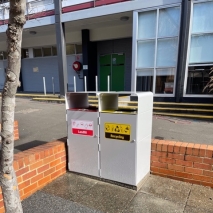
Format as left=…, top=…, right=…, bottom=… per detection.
left=0, top=0, right=26, bottom=212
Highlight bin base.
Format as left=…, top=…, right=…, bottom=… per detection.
left=68, top=171, right=150, bottom=191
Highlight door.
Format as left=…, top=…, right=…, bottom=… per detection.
left=99, top=54, right=125, bottom=91
left=111, top=53, right=125, bottom=91
left=100, top=55, right=111, bottom=91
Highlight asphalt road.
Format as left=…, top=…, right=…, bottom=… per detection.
left=0, top=97, right=212, bottom=153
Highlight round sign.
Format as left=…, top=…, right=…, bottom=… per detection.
left=73, top=61, right=82, bottom=72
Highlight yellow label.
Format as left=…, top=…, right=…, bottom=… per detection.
left=104, top=123, right=131, bottom=141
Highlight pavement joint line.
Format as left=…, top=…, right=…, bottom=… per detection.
left=183, top=184, right=193, bottom=213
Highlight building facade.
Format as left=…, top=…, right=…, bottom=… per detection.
left=0, top=0, right=213, bottom=102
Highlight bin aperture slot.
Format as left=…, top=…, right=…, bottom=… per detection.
left=66, top=93, right=89, bottom=110
left=99, top=93, right=118, bottom=111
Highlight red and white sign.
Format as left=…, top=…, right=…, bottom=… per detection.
left=71, top=119, right=94, bottom=136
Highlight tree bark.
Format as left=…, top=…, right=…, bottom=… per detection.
left=0, top=0, right=26, bottom=212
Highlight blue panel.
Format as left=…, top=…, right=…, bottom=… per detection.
left=0, top=61, right=6, bottom=90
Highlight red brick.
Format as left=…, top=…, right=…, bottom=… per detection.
left=17, top=158, right=24, bottom=169
left=194, top=162, right=211, bottom=170
left=175, top=171, right=193, bottom=179
left=37, top=164, right=49, bottom=174
left=185, top=155, right=203, bottom=163
left=51, top=170, right=62, bottom=180
left=179, top=143, right=188, bottom=154
left=159, top=168, right=175, bottom=176
left=150, top=166, right=159, bottom=173
left=159, top=157, right=175, bottom=164
left=203, top=158, right=213, bottom=165
left=168, top=164, right=184, bottom=172
left=186, top=143, right=194, bottom=155
left=50, top=159, right=61, bottom=167
left=202, top=182, right=213, bottom=188
left=38, top=175, right=51, bottom=187
left=192, top=144, right=200, bottom=156
left=31, top=173, right=44, bottom=184
left=17, top=176, right=22, bottom=184
left=61, top=156, right=66, bottom=162
left=56, top=162, right=66, bottom=171
left=157, top=140, right=164, bottom=151
left=16, top=167, right=29, bottom=177
left=23, top=170, right=37, bottom=181
left=13, top=161, right=19, bottom=171
left=151, top=140, right=158, bottom=150
left=19, top=180, right=31, bottom=190
left=168, top=153, right=184, bottom=160
left=61, top=167, right=66, bottom=174
left=151, top=156, right=159, bottom=162
left=152, top=151, right=167, bottom=157
left=44, top=167, right=55, bottom=176
left=161, top=141, right=169, bottom=152
left=182, top=178, right=200, bottom=185
left=185, top=167, right=203, bottom=175
left=23, top=182, right=37, bottom=195
left=152, top=161, right=167, bottom=169
left=192, top=174, right=212, bottom=183
left=203, top=170, right=213, bottom=177
left=30, top=160, right=43, bottom=170
left=168, top=141, right=176, bottom=153
left=55, top=151, right=66, bottom=159
left=43, top=155, right=55, bottom=164
left=199, top=145, right=207, bottom=157
left=174, top=142, right=182, bottom=153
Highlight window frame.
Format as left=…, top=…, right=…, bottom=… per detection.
left=183, top=0, right=213, bottom=97
left=133, top=3, right=181, bottom=97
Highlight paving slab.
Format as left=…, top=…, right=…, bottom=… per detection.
left=42, top=172, right=98, bottom=202
left=74, top=180, right=136, bottom=213
left=123, top=192, right=184, bottom=213
left=139, top=175, right=191, bottom=206
left=22, top=191, right=102, bottom=213
left=184, top=205, right=213, bottom=213
left=185, top=184, right=213, bottom=212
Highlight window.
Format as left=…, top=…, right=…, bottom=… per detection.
left=66, top=44, right=75, bottom=55
left=186, top=1, right=213, bottom=95
left=136, top=6, right=180, bottom=96
left=76, top=44, right=82, bottom=54
left=22, top=49, right=29, bottom=58
left=33, top=46, right=57, bottom=57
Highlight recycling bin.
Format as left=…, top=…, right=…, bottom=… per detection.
left=98, top=92, right=153, bottom=186
left=66, top=92, right=100, bottom=177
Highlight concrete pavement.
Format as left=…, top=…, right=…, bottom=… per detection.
left=22, top=173, right=213, bottom=213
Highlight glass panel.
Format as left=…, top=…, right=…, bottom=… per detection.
left=192, top=2, right=213, bottom=33
left=158, top=7, right=180, bottom=37
left=52, top=46, right=57, bottom=56
left=155, top=68, right=175, bottom=94
left=42, top=47, right=52, bottom=57
left=66, top=44, right=75, bottom=55
left=157, top=38, right=178, bottom=67
left=186, top=66, right=212, bottom=94
left=33, top=48, right=42, bottom=57
left=137, top=69, right=153, bottom=92
left=138, top=10, right=157, bottom=39
left=76, top=44, right=82, bottom=54
left=137, top=40, right=155, bottom=68
left=189, top=34, right=213, bottom=64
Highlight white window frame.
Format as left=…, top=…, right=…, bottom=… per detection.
left=132, top=3, right=181, bottom=97
left=183, top=0, right=213, bottom=97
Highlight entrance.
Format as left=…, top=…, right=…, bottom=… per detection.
left=100, top=53, right=125, bottom=91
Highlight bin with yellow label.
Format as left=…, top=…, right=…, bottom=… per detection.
left=98, top=92, right=153, bottom=187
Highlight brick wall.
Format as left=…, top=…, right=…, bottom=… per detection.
left=0, top=120, right=19, bottom=141
left=151, top=139, right=213, bottom=188
left=0, top=138, right=66, bottom=213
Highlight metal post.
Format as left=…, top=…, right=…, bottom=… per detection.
left=54, top=0, right=68, bottom=97
left=43, top=77, right=46, bottom=95
left=52, top=77, right=55, bottom=95
left=74, top=76, right=76, bottom=92
left=95, top=75, right=98, bottom=92
left=84, top=76, right=87, bottom=92
left=107, top=75, right=110, bottom=92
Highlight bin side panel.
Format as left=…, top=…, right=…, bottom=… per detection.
left=67, top=110, right=99, bottom=177
left=100, top=113, right=137, bottom=186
